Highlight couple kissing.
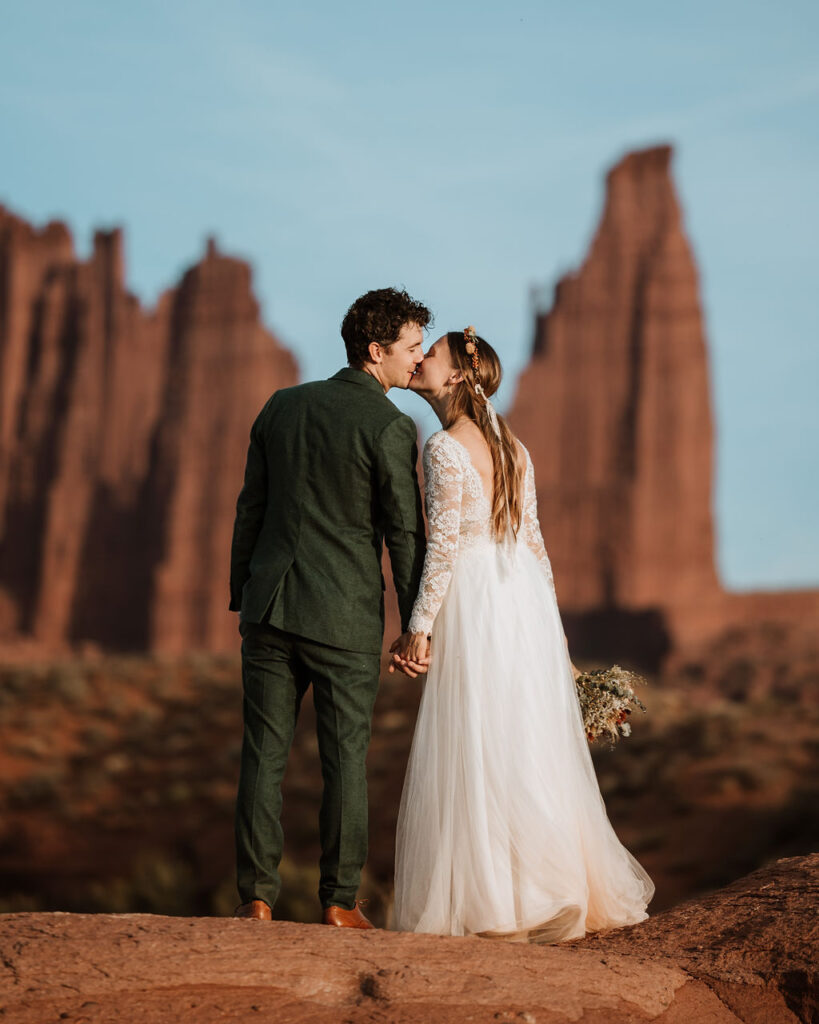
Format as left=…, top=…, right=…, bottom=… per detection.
left=229, top=286, right=654, bottom=940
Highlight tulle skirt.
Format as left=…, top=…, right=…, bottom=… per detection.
left=392, top=539, right=655, bottom=942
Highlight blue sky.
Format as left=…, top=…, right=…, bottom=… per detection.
left=2, top=0, right=817, bottom=589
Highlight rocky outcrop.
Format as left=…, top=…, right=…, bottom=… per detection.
left=0, top=853, right=815, bottom=1023
left=508, top=146, right=819, bottom=667
left=0, top=208, right=298, bottom=653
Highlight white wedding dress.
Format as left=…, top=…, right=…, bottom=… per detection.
left=392, top=430, right=655, bottom=942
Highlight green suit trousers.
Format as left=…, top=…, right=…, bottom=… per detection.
left=234, top=619, right=381, bottom=911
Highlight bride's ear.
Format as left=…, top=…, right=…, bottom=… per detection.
left=448, top=371, right=464, bottom=386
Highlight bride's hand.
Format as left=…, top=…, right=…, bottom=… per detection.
left=405, top=631, right=430, bottom=666
left=563, top=633, right=581, bottom=681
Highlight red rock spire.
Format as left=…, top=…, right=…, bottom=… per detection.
left=509, top=145, right=819, bottom=664
left=0, top=207, right=298, bottom=653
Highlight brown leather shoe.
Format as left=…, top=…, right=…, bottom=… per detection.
left=322, top=901, right=375, bottom=929
left=233, top=899, right=272, bottom=920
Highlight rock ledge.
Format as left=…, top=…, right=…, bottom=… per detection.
left=0, top=854, right=816, bottom=1023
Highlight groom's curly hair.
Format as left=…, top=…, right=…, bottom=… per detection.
left=341, top=287, right=432, bottom=368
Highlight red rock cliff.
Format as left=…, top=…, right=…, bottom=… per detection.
left=0, top=208, right=298, bottom=653
left=508, top=146, right=819, bottom=666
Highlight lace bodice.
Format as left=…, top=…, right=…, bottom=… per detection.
left=407, top=430, right=555, bottom=635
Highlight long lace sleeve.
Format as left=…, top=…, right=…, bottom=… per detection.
left=520, top=444, right=556, bottom=592
left=407, top=434, right=464, bottom=635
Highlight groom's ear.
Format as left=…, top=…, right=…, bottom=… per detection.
left=367, top=340, right=384, bottom=364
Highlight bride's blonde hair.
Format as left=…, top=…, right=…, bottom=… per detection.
left=444, top=330, right=523, bottom=541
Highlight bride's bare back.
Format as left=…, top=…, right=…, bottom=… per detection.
left=445, top=418, right=525, bottom=508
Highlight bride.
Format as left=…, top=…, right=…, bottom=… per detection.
left=389, top=327, right=655, bottom=942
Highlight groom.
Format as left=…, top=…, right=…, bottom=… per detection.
left=229, top=287, right=430, bottom=927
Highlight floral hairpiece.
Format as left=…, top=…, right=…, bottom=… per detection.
left=463, top=325, right=480, bottom=373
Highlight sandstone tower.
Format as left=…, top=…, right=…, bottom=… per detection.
left=508, top=146, right=819, bottom=666
left=0, top=209, right=298, bottom=653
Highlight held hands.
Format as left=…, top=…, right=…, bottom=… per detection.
left=388, top=631, right=431, bottom=678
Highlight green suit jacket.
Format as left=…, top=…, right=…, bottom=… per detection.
left=229, top=367, right=427, bottom=654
